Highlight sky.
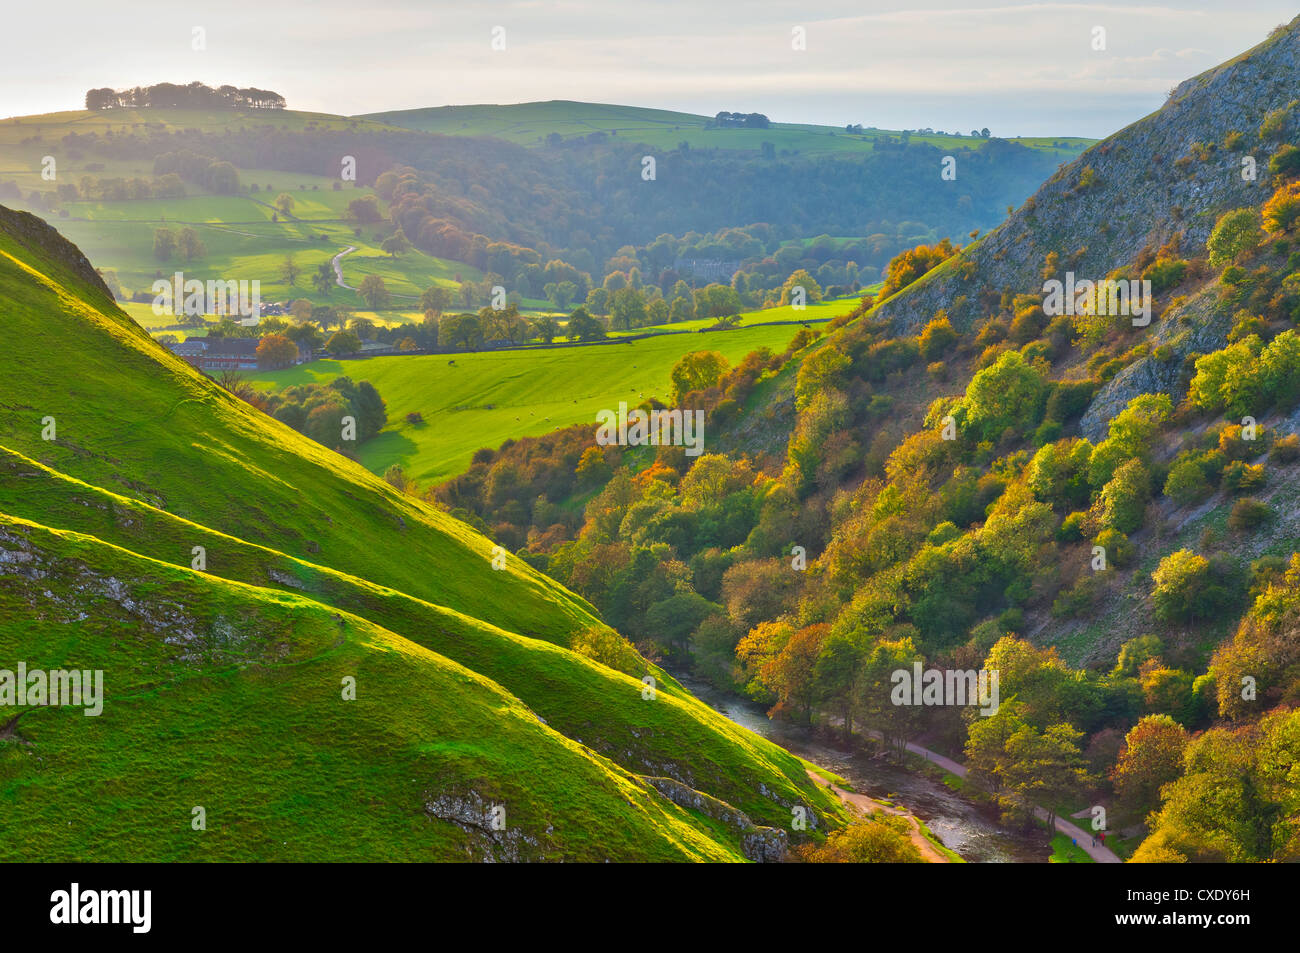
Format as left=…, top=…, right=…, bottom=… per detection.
left=1, top=1, right=1295, bottom=137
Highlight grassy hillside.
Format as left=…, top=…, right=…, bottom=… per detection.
left=366, top=100, right=1092, bottom=157
left=0, top=202, right=846, bottom=860
left=249, top=314, right=828, bottom=484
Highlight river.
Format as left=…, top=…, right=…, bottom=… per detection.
left=677, top=674, right=1049, bottom=863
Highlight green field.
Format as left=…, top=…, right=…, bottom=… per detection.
left=366, top=101, right=1093, bottom=157
left=0, top=109, right=481, bottom=307
left=0, top=203, right=847, bottom=860
left=250, top=318, right=822, bottom=485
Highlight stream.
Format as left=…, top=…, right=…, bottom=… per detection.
left=676, top=674, right=1049, bottom=863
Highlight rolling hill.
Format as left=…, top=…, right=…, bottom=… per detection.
left=0, top=201, right=847, bottom=860
left=365, top=100, right=1093, bottom=157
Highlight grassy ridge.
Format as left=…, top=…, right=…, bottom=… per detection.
left=0, top=515, right=742, bottom=862
left=366, top=100, right=1093, bottom=157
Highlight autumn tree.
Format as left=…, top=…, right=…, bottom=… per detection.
left=256, top=332, right=298, bottom=370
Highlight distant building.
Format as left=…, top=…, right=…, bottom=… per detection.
left=167, top=337, right=260, bottom=371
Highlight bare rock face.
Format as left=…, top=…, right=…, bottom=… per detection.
left=644, top=776, right=790, bottom=862
left=0, top=204, right=114, bottom=300
left=1079, top=281, right=1235, bottom=441
left=869, top=18, right=1300, bottom=339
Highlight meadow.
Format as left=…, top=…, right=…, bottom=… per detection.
left=249, top=318, right=827, bottom=485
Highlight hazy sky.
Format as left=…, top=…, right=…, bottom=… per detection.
left=2, top=1, right=1294, bottom=137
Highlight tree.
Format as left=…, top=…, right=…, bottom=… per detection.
left=585, top=287, right=610, bottom=316
left=419, top=285, right=452, bottom=316
left=274, top=192, right=295, bottom=216
left=1263, top=181, right=1300, bottom=234
left=256, top=333, right=299, bottom=370
left=545, top=280, right=578, bottom=310
left=176, top=226, right=206, bottom=261
left=779, top=269, right=823, bottom=306
left=956, top=350, right=1048, bottom=442
left=797, top=817, right=923, bottom=863
left=443, top=313, right=484, bottom=350
left=669, top=350, right=730, bottom=404
left=347, top=195, right=382, bottom=223
left=153, top=227, right=177, bottom=261
left=1207, top=208, right=1263, bottom=267
left=608, top=286, right=646, bottom=329
left=1093, top=458, right=1150, bottom=534
left=324, top=329, right=362, bottom=356
left=381, top=228, right=411, bottom=258
left=1134, top=709, right=1299, bottom=862
left=531, top=315, right=559, bottom=344
left=281, top=254, right=302, bottom=287
left=358, top=274, right=390, bottom=309
left=1151, top=550, right=1232, bottom=623
left=565, top=307, right=605, bottom=342
left=312, top=261, right=334, bottom=296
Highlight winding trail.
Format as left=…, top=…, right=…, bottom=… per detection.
left=872, top=733, right=1122, bottom=863
left=332, top=245, right=357, bottom=290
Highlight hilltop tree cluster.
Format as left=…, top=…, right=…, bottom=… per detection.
left=85, top=82, right=286, bottom=110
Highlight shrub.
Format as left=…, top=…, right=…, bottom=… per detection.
left=1228, top=497, right=1271, bottom=530
left=1095, top=528, right=1135, bottom=567
left=1270, top=143, right=1300, bottom=179
left=1151, top=549, right=1240, bottom=623
left=1269, top=433, right=1300, bottom=462
left=1163, top=456, right=1211, bottom=506
left=1057, top=510, right=1087, bottom=542
left=1142, top=257, right=1188, bottom=294
left=1221, top=460, right=1266, bottom=493
left=919, top=315, right=959, bottom=359
left=1207, top=208, right=1263, bottom=267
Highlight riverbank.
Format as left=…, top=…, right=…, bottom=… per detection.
left=676, top=674, right=1049, bottom=862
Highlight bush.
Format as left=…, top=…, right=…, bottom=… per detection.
left=1207, top=208, right=1263, bottom=267
left=1228, top=497, right=1271, bottom=530
left=919, top=315, right=959, bottom=359
left=1163, top=456, right=1211, bottom=506
left=1270, top=433, right=1300, bottom=462
left=1057, top=510, right=1087, bottom=542
left=1151, top=549, right=1240, bottom=623
left=1221, top=460, right=1266, bottom=493
left=1095, top=528, right=1136, bottom=567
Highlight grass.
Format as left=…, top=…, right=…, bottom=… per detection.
left=0, top=204, right=848, bottom=860
left=1049, top=832, right=1096, bottom=863
left=249, top=320, right=812, bottom=486
left=364, top=101, right=1094, bottom=158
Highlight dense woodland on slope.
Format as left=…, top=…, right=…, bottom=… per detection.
left=419, top=22, right=1300, bottom=861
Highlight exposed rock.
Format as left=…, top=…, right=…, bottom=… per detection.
left=644, top=775, right=789, bottom=862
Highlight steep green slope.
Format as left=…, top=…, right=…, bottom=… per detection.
left=0, top=516, right=739, bottom=862
left=0, top=204, right=844, bottom=859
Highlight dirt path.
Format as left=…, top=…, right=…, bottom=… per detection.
left=877, top=734, right=1122, bottom=864
left=806, top=769, right=950, bottom=863
left=332, top=245, right=357, bottom=289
